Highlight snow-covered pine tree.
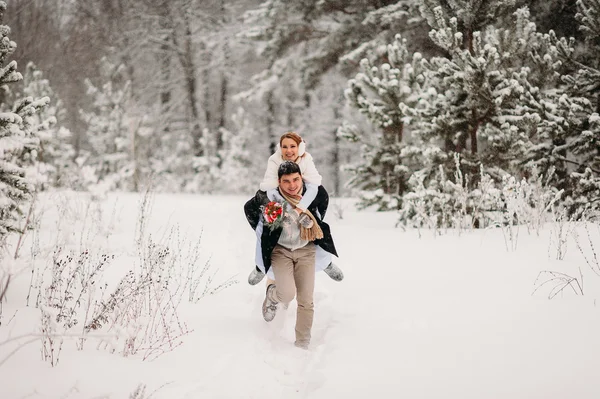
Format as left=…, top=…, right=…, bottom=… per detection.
left=216, top=107, right=265, bottom=195
left=524, top=0, right=600, bottom=216
left=302, top=72, right=353, bottom=196
left=414, top=4, right=543, bottom=182
left=22, top=62, right=75, bottom=190
left=340, top=34, right=428, bottom=210
left=0, top=2, right=49, bottom=245
left=80, top=58, right=134, bottom=193
left=560, top=0, right=600, bottom=216
left=342, top=4, right=551, bottom=213
left=242, top=0, right=430, bottom=89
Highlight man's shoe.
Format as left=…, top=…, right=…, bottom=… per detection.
left=248, top=267, right=265, bottom=285
left=324, top=262, right=344, bottom=282
left=295, top=340, right=309, bottom=350
left=262, top=284, right=278, bottom=322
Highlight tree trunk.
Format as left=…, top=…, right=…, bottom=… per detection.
left=217, top=42, right=229, bottom=155
left=201, top=40, right=212, bottom=145
left=70, top=105, right=82, bottom=159
left=217, top=71, right=227, bottom=154
left=182, top=17, right=203, bottom=157
left=286, top=92, right=297, bottom=127
left=130, top=118, right=140, bottom=192
left=382, top=122, right=403, bottom=195
left=332, top=102, right=341, bottom=195
left=455, top=131, right=468, bottom=153
left=470, top=109, right=479, bottom=155
left=159, top=7, right=172, bottom=118
left=216, top=0, right=229, bottom=156
left=382, top=123, right=403, bottom=145
left=266, top=90, right=276, bottom=154
left=465, top=27, right=474, bottom=53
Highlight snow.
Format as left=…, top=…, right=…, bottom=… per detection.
left=0, top=112, right=22, bottom=125
left=1, top=191, right=600, bottom=399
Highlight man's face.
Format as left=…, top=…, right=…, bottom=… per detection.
left=278, top=172, right=302, bottom=196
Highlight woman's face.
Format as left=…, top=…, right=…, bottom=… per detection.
left=281, top=138, right=299, bottom=161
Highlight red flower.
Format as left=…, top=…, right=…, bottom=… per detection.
left=263, top=201, right=285, bottom=228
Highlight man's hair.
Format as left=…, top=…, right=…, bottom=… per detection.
left=278, top=161, right=302, bottom=179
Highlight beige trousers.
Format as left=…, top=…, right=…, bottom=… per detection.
left=269, top=243, right=316, bottom=345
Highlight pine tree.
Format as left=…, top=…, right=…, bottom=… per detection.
left=80, top=58, right=133, bottom=193
left=414, top=5, right=543, bottom=183
left=524, top=0, right=600, bottom=215
left=341, top=5, right=550, bottom=213
left=22, top=62, right=75, bottom=190
left=216, top=107, right=266, bottom=195
left=564, top=0, right=600, bottom=176
left=0, top=1, right=49, bottom=244
left=419, top=0, right=517, bottom=52
left=241, top=0, right=429, bottom=99
left=340, top=34, right=428, bottom=210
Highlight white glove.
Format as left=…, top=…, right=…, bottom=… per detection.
left=298, top=213, right=314, bottom=228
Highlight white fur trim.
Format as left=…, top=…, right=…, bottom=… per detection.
left=298, top=140, right=306, bottom=157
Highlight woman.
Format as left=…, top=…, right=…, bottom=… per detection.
left=247, top=132, right=343, bottom=285
left=259, top=131, right=322, bottom=212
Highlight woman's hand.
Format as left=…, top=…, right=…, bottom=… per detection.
left=298, top=212, right=314, bottom=228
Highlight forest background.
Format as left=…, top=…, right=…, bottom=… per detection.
left=1, top=0, right=600, bottom=242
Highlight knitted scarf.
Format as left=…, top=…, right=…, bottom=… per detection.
left=279, top=189, right=324, bottom=242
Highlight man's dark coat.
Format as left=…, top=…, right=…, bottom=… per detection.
left=243, top=185, right=338, bottom=272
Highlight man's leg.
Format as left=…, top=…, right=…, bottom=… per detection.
left=265, top=277, right=276, bottom=287
left=263, top=245, right=296, bottom=322
left=293, top=243, right=316, bottom=348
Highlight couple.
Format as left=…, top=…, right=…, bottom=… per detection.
left=243, top=132, right=343, bottom=349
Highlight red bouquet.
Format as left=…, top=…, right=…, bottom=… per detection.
left=263, top=201, right=285, bottom=230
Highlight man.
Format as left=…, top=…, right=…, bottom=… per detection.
left=244, top=161, right=338, bottom=349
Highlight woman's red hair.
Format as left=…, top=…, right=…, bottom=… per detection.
left=279, top=132, right=302, bottom=146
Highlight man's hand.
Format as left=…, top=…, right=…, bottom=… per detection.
left=298, top=212, right=314, bottom=228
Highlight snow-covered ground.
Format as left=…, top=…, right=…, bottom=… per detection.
left=1, top=191, right=600, bottom=399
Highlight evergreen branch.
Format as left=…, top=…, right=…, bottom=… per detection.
left=148, top=36, right=180, bottom=53
left=554, top=155, right=600, bottom=174
left=321, top=1, right=360, bottom=15
left=569, top=58, right=600, bottom=77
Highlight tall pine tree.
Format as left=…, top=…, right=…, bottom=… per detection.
left=342, top=4, right=549, bottom=214
left=530, top=0, right=600, bottom=216
left=22, top=62, right=75, bottom=190
left=340, top=34, right=428, bottom=210
left=0, top=2, right=49, bottom=244
left=414, top=2, right=541, bottom=182
left=80, top=59, right=133, bottom=193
